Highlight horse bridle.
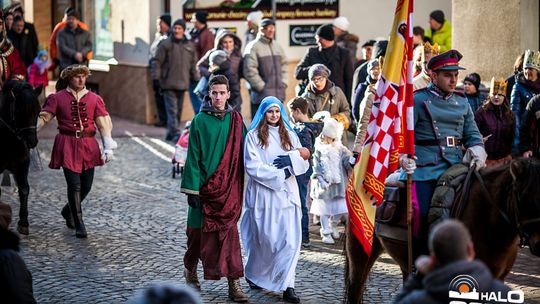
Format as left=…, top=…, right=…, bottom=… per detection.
left=0, top=87, right=37, bottom=145
left=473, top=168, right=540, bottom=248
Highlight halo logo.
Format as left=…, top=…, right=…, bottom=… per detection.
left=448, top=274, right=525, bottom=304
left=449, top=275, right=480, bottom=300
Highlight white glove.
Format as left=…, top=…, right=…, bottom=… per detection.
left=399, top=154, right=417, bottom=174
left=102, top=149, right=114, bottom=163
left=317, top=176, right=329, bottom=190
left=462, top=145, right=487, bottom=171
left=102, top=136, right=118, bottom=163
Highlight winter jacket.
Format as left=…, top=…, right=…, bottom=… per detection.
left=311, top=142, right=351, bottom=200
left=8, top=29, right=38, bottom=67
left=208, top=61, right=242, bottom=110
left=394, top=260, right=511, bottom=304
left=295, top=43, right=354, bottom=101
left=519, top=94, right=540, bottom=157
left=475, top=105, right=514, bottom=160
left=466, top=92, right=485, bottom=113
left=243, top=34, right=288, bottom=104
left=510, top=73, right=540, bottom=152
left=352, top=90, right=375, bottom=153
left=336, top=31, right=359, bottom=65
left=149, top=31, right=169, bottom=80
left=352, top=75, right=376, bottom=122
left=197, top=31, right=243, bottom=81
left=28, top=63, right=48, bottom=88
left=424, top=20, right=452, bottom=52
left=190, top=26, right=215, bottom=60
left=0, top=228, right=36, bottom=304
left=293, top=121, right=324, bottom=157
left=154, top=36, right=199, bottom=91
left=57, top=25, right=92, bottom=71
left=302, top=81, right=351, bottom=123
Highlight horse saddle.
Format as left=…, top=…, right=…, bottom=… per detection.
left=375, top=164, right=471, bottom=243
left=375, top=185, right=408, bottom=242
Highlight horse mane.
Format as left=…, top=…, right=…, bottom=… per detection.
left=3, top=79, right=34, bottom=94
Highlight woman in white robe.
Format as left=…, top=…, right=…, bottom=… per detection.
left=241, top=96, right=309, bottom=303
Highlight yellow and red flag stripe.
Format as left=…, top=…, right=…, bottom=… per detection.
left=346, top=0, right=414, bottom=256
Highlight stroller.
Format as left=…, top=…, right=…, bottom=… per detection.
left=172, top=121, right=191, bottom=179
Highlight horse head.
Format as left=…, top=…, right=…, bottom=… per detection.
left=510, top=158, right=540, bottom=257
left=0, top=80, right=42, bottom=149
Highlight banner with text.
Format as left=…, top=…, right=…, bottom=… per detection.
left=183, top=0, right=339, bottom=21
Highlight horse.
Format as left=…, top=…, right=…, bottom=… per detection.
left=0, top=80, right=42, bottom=235
left=344, top=158, right=540, bottom=303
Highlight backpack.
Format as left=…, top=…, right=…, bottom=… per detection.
left=428, top=164, right=469, bottom=230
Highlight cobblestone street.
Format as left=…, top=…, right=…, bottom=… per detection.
left=2, top=119, right=539, bottom=303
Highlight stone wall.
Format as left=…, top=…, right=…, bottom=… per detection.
left=453, top=0, right=539, bottom=81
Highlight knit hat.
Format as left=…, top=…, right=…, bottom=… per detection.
left=66, top=8, right=80, bottom=19
left=260, top=18, right=275, bottom=28
left=173, top=19, right=186, bottom=30
left=367, top=59, right=379, bottom=71
left=373, top=40, right=388, bottom=59
left=209, top=50, right=228, bottom=66
left=159, top=14, right=172, bottom=28
left=464, top=73, right=481, bottom=91
left=316, top=24, right=335, bottom=41
left=192, top=11, right=208, bottom=24
left=333, top=17, right=349, bottom=31
left=321, top=117, right=342, bottom=140
left=430, top=10, right=445, bottom=25
left=308, top=64, right=331, bottom=81
left=246, top=10, right=264, bottom=26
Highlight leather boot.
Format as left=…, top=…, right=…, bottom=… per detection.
left=68, top=191, right=87, bottom=238
left=228, top=278, right=248, bottom=303
left=61, top=204, right=75, bottom=229
left=283, top=287, right=300, bottom=303
left=183, top=267, right=201, bottom=290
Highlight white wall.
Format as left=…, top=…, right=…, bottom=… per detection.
left=133, top=0, right=452, bottom=64
left=110, top=0, right=152, bottom=66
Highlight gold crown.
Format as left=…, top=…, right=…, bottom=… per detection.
left=489, top=77, right=507, bottom=97
left=523, top=49, right=540, bottom=70
left=423, top=42, right=440, bottom=61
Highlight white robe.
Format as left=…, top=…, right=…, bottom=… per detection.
left=241, top=125, right=309, bottom=292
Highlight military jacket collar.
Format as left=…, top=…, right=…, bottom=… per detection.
left=427, top=83, right=453, bottom=100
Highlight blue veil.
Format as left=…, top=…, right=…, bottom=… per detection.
left=248, top=96, right=294, bottom=132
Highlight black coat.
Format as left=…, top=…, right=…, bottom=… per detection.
left=0, top=228, right=36, bottom=304
left=394, top=260, right=511, bottom=304
left=8, top=29, right=38, bottom=68
left=295, top=44, right=354, bottom=102
left=519, top=94, right=540, bottom=156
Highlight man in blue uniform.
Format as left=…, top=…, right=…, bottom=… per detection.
left=399, top=49, right=486, bottom=255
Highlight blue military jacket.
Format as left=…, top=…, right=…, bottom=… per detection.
left=401, top=83, right=484, bottom=181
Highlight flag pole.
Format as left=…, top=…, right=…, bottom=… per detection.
left=406, top=172, right=413, bottom=274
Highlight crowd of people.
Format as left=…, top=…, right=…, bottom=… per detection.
left=1, top=4, right=539, bottom=303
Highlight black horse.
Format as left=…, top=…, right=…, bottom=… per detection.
left=0, top=80, right=42, bottom=235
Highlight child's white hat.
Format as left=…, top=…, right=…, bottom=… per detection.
left=321, top=117, right=342, bottom=139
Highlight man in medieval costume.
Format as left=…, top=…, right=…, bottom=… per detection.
left=0, top=11, right=26, bottom=87
left=180, top=74, right=248, bottom=303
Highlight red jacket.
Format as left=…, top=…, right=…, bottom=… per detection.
left=0, top=45, right=26, bottom=83
left=27, top=63, right=48, bottom=88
